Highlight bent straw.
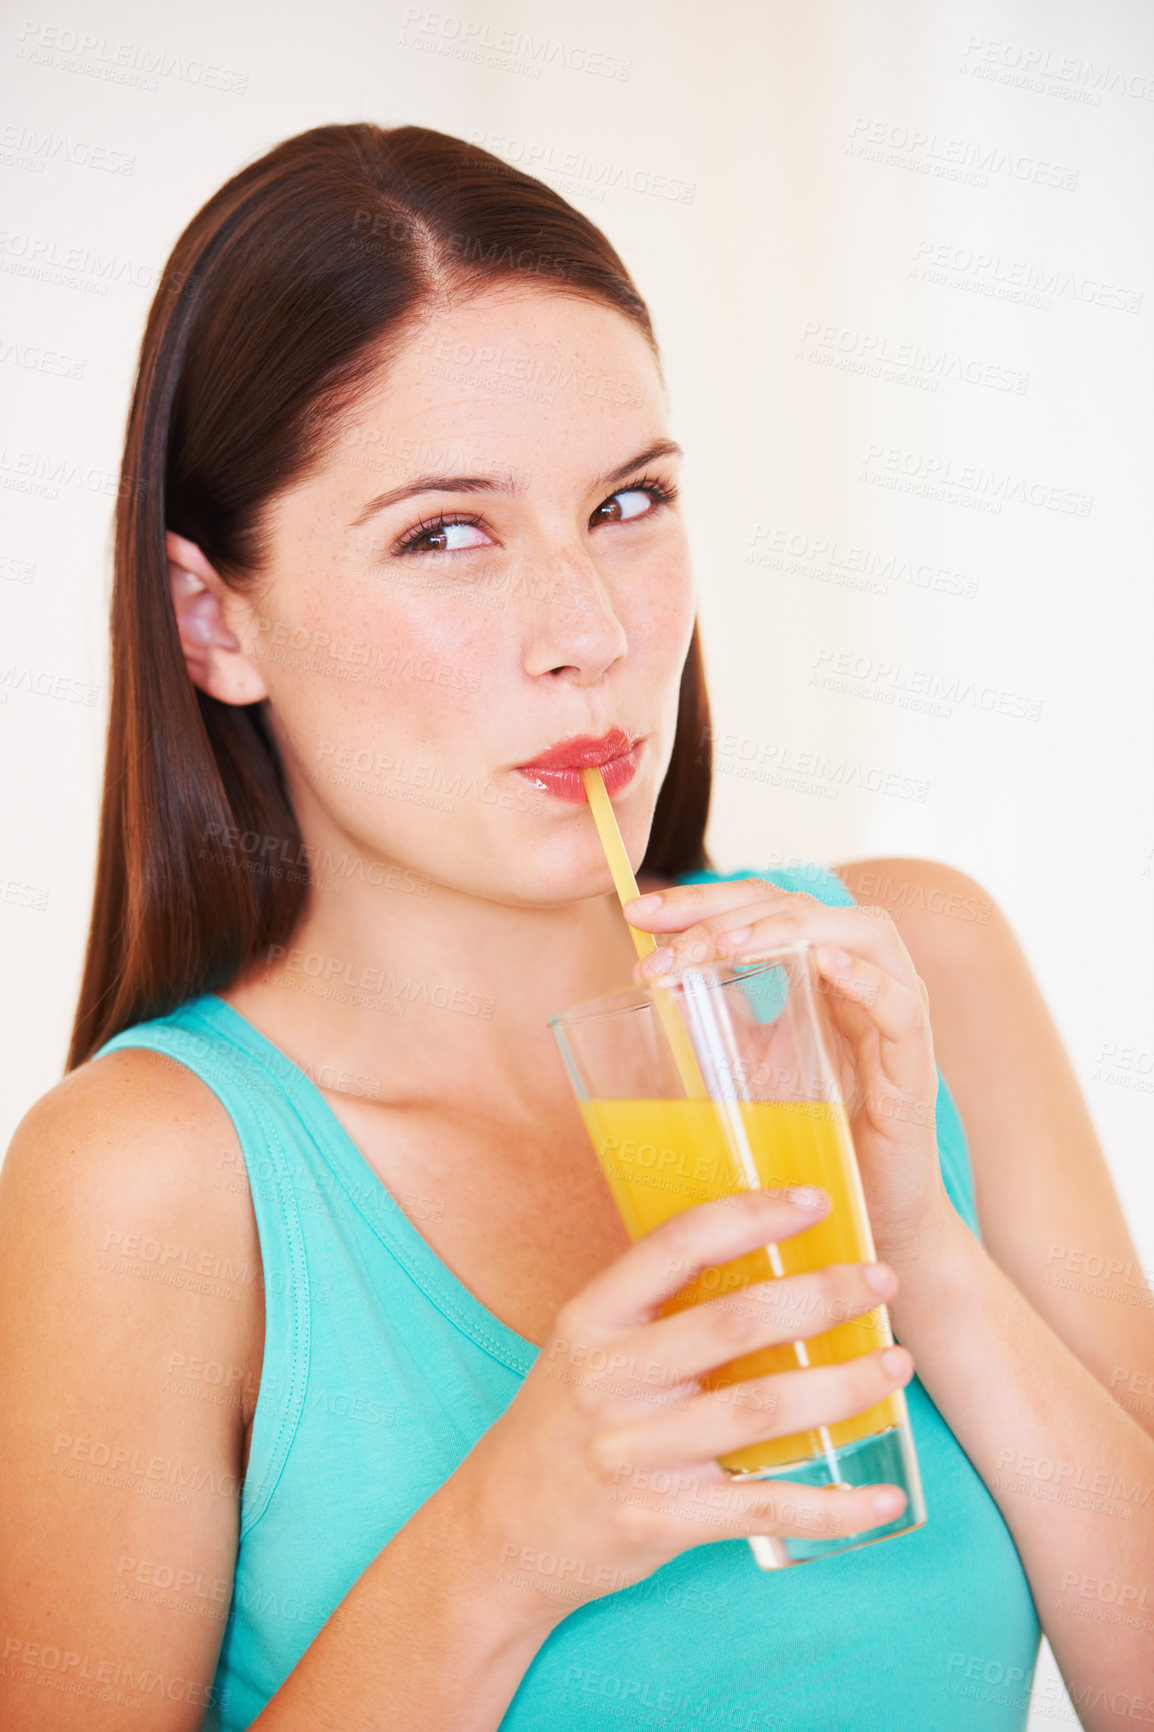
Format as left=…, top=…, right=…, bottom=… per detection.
left=580, top=766, right=708, bottom=1100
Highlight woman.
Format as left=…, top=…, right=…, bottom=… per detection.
left=1, top=123, right=1150, bottom=1731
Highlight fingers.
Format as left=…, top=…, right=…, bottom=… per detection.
left=734, top=1475, right=908, bottom=1543
left=623, top=879, right=918, bottom=997
left=812, top=945, right=926, bottom=1047
left=611, top=1260, right=896, bottom=1390
left=604, top=1460, right=908, bottom=1548
left=623, top=877, right=793, bottom=934
left=560, top=1188, right=831, bottom=1337
left=621, top=878, right=935, bottom=1106
left=626, top=879, right=799, bottom=980
left=594, top=1343, right=914, bottom=1472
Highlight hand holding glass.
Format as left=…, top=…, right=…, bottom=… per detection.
left=550, top=946, right=927, bottom=1568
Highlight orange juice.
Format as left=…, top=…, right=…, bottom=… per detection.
left=578, top=1097, right=901, bottom=1476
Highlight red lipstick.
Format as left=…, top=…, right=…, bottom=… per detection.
left=514, top=727, right=643, bottom=803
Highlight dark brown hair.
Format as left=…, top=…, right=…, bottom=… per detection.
left=69, top=122, right=713, bottom=1070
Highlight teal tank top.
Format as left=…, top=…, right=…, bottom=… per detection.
left=93, top=863, right=1041, bottom=1729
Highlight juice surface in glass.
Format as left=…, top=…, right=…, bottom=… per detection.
left=578, top=1096, right=901, bottom=1476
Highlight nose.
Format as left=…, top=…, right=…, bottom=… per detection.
left=519, top=541, right=629, bottom=685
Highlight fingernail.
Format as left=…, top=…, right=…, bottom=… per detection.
left=789, top=1185, right=829, bottom=1211
left=863, top=1263, right=894, bottom=1296
left=645, top=947, right=673, bottom=975
left=872, top=1487, right=906, bottom=1519
left=882, top=1347, right=911, bottom=1379
left=720, top=925, right=751, bottom=946
left=629, top=893, right=663, bottom=913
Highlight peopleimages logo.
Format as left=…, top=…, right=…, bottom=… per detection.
left=0, top=663, right=99, bottom=705
left=745, top=525, right=979, bottom=601
left=858, top=443, right=1093, bottom=517
left=910, top=240, right=1142, bottom=314
left=266, top=943, right=495, bottom=1020
left=794, top=321, right=1028, bottom=395
left=15, top=21, right=249, bottom=93
left=0, top=335, right=85, bottom=379
left=0, top=121, right=135, bottom=175
left=0, top=444, right=138, bottom=501
left=846, top=115, right=1079, bottom=189
left=398, top=9, right=632, bottom=81
left=200, top=821, right=431, bottom=896
left=697, top=726, right=930, bottom=804
left=0, top=228, right=169, bottom=298
left=810, top=647, right=1044, bottom=723
left=958, top=35, right=1154, bottom=105
left=468, top=132, right=695, bottom=204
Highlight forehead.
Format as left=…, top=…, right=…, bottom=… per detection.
left=324, top=289, right=665, bottom=487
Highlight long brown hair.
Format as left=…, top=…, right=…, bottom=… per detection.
left=69, top=123, right=713, bottom=1070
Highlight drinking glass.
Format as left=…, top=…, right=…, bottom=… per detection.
left=549, top=945, right=927, bottom=1568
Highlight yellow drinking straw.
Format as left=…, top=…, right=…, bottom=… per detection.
left=580, top=765, right=709, bottom=1100
left=581, top=768, right=845, bottom=1518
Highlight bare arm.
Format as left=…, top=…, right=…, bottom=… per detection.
left=0, top=1050, right=252, bottom=1729
left=0, top=1052, right=557, bottom=1732
left=891, top=1214, right=1154, bottom=1727
left=834, top=856, right=1154, bottom=1725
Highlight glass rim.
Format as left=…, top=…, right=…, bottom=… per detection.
left=547, top=941, right=812, bottom=1030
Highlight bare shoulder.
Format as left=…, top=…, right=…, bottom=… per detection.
left=827, top=853, right=1027, bottom=1062
left=828, top=853, right=1022, bottom=1079
left=829, top=855, right=997, bottom=945
left=831, top=856, right=1154, bottom=1415
left=9, top=1040, right=242, bottom=1177
left=2, top=1045, right=264, bottom=1424
left=5, top=1042, right=257, bottom=1251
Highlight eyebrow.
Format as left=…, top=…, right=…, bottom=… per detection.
left=348, top=438, right=684, bottom=527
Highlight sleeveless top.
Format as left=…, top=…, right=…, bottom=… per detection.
left=93, top=863, right=1042, bottom=1730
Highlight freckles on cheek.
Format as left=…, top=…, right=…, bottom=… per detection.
left=357, top=634, right=497, bottom=763
left=634, top=585, right=693, bottom=669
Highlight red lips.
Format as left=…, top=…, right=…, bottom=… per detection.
left=514, top=728, right=643, bottom=803
left=516, top=727, right=638, bottom=771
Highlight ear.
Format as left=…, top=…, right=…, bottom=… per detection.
left=166, top=531, right=268, bottom=705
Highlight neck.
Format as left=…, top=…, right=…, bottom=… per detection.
left=222, top=855, right=672, bottom=1116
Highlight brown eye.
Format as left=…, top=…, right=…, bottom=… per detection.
left=396, top=517, right=492, bottom=555
left=590, top=487, right=657, bottom=527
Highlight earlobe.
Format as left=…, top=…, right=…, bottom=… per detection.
left=166, top=530, right=268, bottom=706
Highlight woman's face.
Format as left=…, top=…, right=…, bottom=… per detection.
left=231, top=288, right=695, bottom=907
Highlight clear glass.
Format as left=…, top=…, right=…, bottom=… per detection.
left=549, top=945, right=927, bottom=1569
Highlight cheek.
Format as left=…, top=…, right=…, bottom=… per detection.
left=262, top=594, right=500, bottom=772
left=631, top=553, right=695, bottom=660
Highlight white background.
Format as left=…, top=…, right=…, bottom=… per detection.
left=2, top=3, right=1153, bottom=1722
